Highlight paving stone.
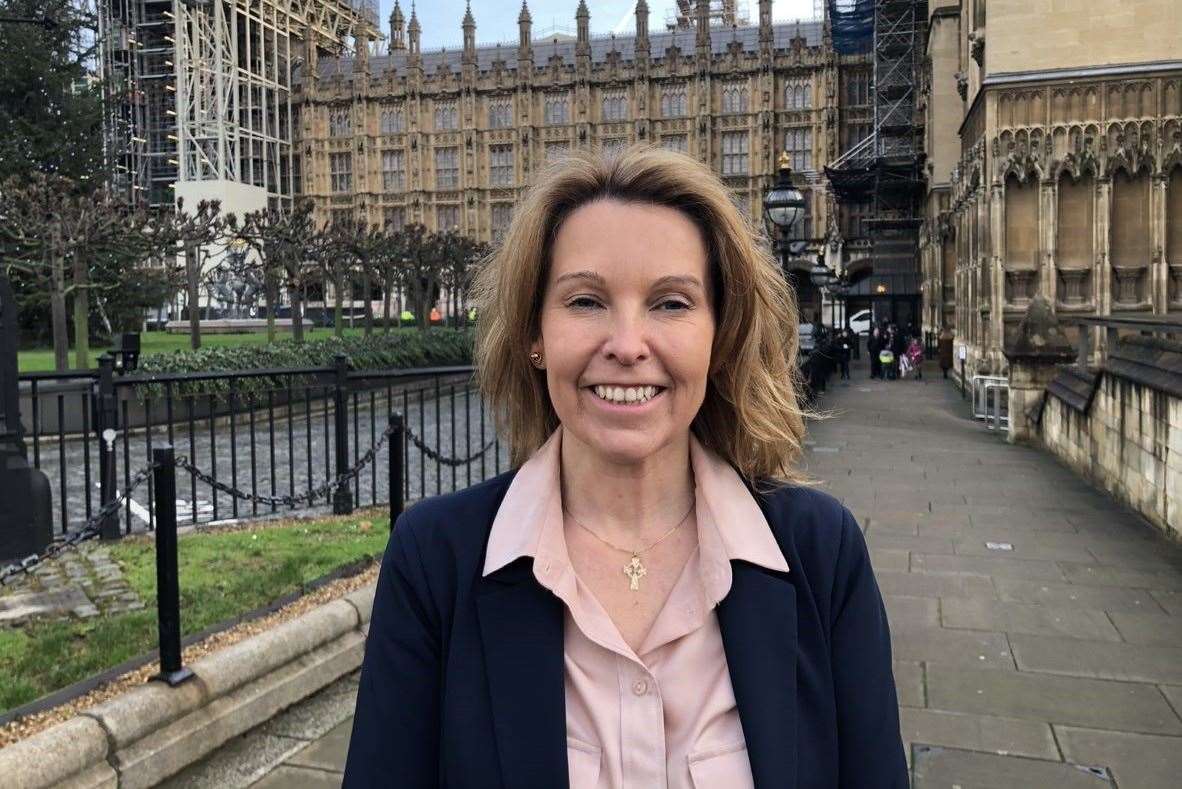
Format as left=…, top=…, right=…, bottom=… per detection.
left=1151, top=590, right=1182, bottom=615
left=1009, top=633, right=1182, bottom=684
left=926, top=665, right=1182, bottom=734
left=0, top=587, right=90, bottom=624
left=900, top=708, right=1059, bottom=760
left=1055, top=726, right=1182, bottom=789
left=869, top=548, right=911, bottom=573
left=1107, top=611, right=1182, bottom=647
left=285, top=719, right=353, bottom=771
left=993, top=578, right=1165, bottom=613
left=882, top=594, right=940, bottom=631
left=1057, top=563, right=1182, bottom=591
left=867, top=533, right=955, bottom=555
left=966, top=513, right=1079, bottom=533
left=1160, top=685, right=1182, bottom=717
left=913, top=553, right=1067, bottom=581
left=911, top=744, right=1113, bottom=788
left=951, top=536, right=1097, bottom=564
left=250, top=765, right=343, bottom=789
left=893, top=661, right=924, bottom=708
left=940, top=598, right=1122, bottom=641
left=874, top=570, right=997, bottom=599
left=890, top=628, right=1013, bottom=669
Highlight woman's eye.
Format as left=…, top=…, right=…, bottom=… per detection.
left=656, top=299, right=691, bottom=312
left=567, top=296, right=601, bottom=309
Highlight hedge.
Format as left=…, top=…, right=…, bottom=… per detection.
left=133, top=329, right=474, bottom=401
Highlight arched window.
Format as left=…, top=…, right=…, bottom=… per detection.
left=1110, top=166, right=1151, bottom=268
left=434, top=101, right=458, bottom=131
left=1056, top=170, right=1094, bottom=269
left=544, top=94, right=569, bottom=125
left=488, top=100, right=513, bottom=129
left=380, top=107, right=405, bottom=134
left=721, top=82, right=748, bottom=113
left=329, top=109, right=351, bottom=137
left=1168, top=165, right=1182, bottom=268
left=602, top=90, right=628, bottom=121
left=1004, top=174, right=1038, bottom=268
left=785, top=81, right=811, bottom=110
left=660, top=84, right=687, bottom=117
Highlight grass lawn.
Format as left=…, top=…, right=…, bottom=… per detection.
left=0, top=511, right=390, bottom=714
left=16, top=326, right=430, bottom=373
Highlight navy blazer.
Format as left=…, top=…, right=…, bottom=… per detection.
left=343, top=471, right=908, bottom=788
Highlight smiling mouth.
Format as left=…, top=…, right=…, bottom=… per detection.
left=590, top=384, right=664, bottom=405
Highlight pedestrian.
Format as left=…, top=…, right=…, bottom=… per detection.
left=868, top=325, right=882, bottom=379
left=938, top=327, right=954, bottom=379
left=344, top=147, right=908, bottom=788
left=838, top=328, right=852, bottom=380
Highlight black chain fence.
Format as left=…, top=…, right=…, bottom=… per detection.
left=0, top=411, right=500, bottom=587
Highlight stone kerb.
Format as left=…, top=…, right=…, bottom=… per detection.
left=0, top=582, right=377, bottom=789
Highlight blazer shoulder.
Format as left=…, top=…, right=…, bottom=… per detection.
left=394, top=470, right=518, bottom=557
left=754, top=483, right=858, bottom=567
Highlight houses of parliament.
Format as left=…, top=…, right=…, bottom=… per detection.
left=295, top=1, right=877, bottom=316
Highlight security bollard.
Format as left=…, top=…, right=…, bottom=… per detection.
left=389, top=411, right=404, bottom=530
left=151, top=446, right=195, bottom=687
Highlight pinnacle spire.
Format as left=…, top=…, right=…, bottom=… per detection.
left=518, top=1, right=531, bottom=24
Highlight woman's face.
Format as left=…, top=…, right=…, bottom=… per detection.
left=534, top=198, right=715, bottom=468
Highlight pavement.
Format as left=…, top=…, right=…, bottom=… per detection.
left=174, top=355, right=1182, bottom=788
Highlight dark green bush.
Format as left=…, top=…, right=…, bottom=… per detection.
left=133, top=330, right=474, bottom=401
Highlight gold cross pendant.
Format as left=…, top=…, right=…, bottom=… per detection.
left=623, top=555, right=647, bottom=591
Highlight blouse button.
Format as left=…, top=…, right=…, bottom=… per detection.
left=632, top=679, right=648, bottom=696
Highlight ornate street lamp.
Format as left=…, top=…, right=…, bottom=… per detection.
left=763, top=152, right=805, bottom=243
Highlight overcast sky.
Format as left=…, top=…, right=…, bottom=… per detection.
left=376, top=1, right=821, bottom=50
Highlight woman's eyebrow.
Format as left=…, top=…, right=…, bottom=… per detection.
left=553, top=270, right=606, bottom=287
left=552, top=271, right=704, bottom=291
left=651, top=275, right=704, bottom=291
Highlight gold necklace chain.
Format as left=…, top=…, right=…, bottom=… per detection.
left=565, top=503, right=695, bottom=592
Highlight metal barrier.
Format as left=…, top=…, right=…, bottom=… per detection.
left=17, top=358, right=507, bottom=535
left=969, top=375, right=1010, bottom=432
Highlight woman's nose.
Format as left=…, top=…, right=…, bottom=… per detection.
left=601, top=314, right=649, bottom=365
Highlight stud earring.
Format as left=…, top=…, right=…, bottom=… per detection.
left=529, top=351, right=543, bottom=368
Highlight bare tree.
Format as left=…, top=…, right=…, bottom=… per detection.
left=0, top=173, right=170, bottom=369
left=167, top=198, right=223, bottom=349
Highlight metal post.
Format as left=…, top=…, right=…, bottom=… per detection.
left=332, top=353, right=353, bottom=515
left=96, top=355, right=120, bottom=540
left=960, top=356, right=966, bottom=400
left=389, top=411, right=404, bottom=530
left=151, top=446, right=194, bottom=687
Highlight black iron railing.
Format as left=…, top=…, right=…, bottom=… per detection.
left=16, top=356, right=507, bottom=536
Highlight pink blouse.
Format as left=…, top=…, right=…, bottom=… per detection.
left=482, top=428, right=790, bottom=789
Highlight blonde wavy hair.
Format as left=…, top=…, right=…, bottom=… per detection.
left=472, top=146, right=812, bottom=486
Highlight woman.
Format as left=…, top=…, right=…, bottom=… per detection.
left=343, top=148, right=907, bottom=788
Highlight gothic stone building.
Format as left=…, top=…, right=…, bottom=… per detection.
left=921, top=0, right=1182, bottom=375
left=295, top=1, right=876, bottom=318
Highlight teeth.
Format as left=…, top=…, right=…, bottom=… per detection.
left=593, top=385, right=660, bottom=404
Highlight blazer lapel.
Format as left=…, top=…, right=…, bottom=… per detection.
left=476, top=559, right=569, bottom=789
left=717, top=561, right=799, bottom=789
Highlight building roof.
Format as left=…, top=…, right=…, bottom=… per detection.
left=310, top=20, right=823, bottom=82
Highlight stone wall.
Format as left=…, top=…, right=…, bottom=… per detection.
left=1042, top=364, right=1181, bottom=539
left=988, top=0, right=1182, bottom=76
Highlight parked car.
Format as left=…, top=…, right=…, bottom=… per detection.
left=847, top=309, right=872, bottom=336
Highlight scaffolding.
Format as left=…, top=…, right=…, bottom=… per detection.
left=665, top=0, right=749, bottom=31
left=100, top=0, right=379, bottom=211
left=824, top=0, right=927, bottom=306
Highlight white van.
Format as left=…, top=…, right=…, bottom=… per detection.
left=847, top=309, right=872, bottom=335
